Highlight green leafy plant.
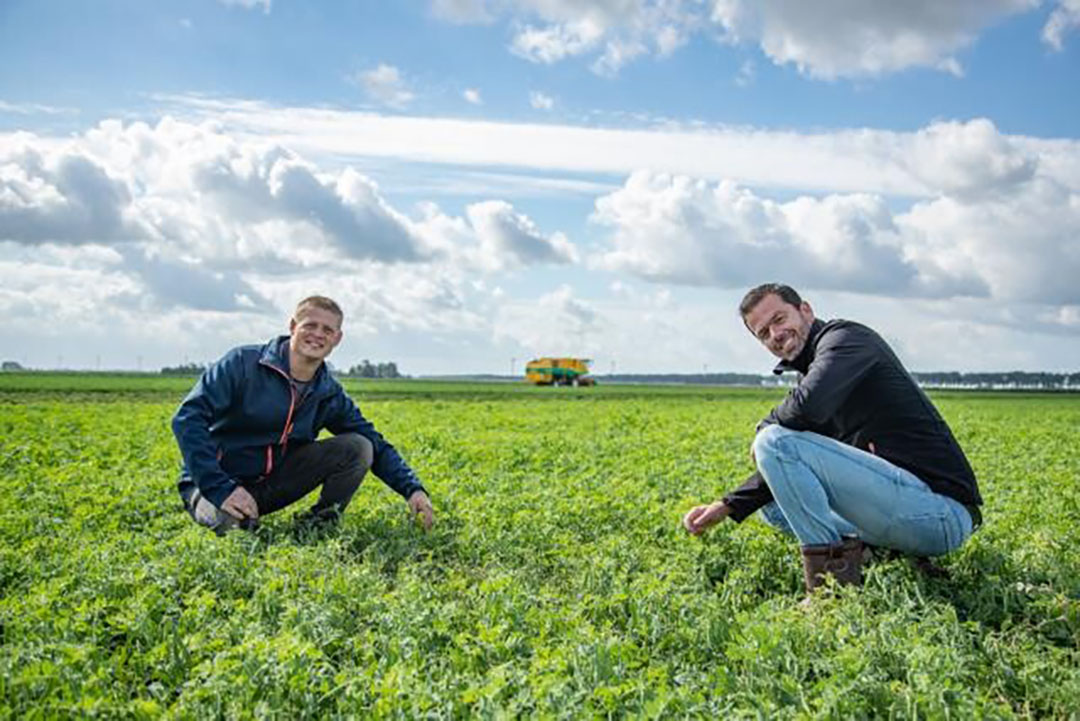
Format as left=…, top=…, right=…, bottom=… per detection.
left=1, top=377, right=1077, bottom=717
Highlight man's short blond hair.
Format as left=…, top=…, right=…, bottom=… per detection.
left=294, top=296, right=344, bottom=324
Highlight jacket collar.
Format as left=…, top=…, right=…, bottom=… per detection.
left=771, top=318, right=826, bottom=375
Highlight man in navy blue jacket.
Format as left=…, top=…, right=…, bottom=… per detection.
left=172, top=295, right=433, bottom=535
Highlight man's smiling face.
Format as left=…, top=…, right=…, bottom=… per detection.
left=743, top=292, right=815, bottom=362
left=289, top=306, right=343, bottom=364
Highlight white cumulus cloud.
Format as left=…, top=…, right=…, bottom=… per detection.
left=465, top=200, right=579, bottom=270
left=709, top=0, right=1038, bottom=79
left=591, top=171, right=939, bottom=295
left=436, top=0, right=699, bottom=75
left=591, top=149, right=1080, bottom=308
left=0, top=118, right=578, bottom=319
left=219, top=0, right=271, bottom=12
left=353, top=64, right=415, bottom=109
left=529, top=91, right=555, bottom=110
left=429, top=0, right=1054, bottom=78
left=734, top=59, right=755, bottom=87
left=512, top=18, right=606, bottom=63
left=0, top=144, right=142, bottom=245
left=900, top=177, right=1080, bottom=305
left=1043, top=0, right=1080, bottom=49
left=902, top=118, right=1037, bottom=201
left=430, top=0, right=494, bottom=24
left=494, top=284, right=603, bottom=355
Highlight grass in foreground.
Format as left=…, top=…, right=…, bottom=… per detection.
left=0, top=376, right=1078, bottom=718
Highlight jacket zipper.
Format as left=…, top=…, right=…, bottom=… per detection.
left=261, top=363, right=298, bottom=478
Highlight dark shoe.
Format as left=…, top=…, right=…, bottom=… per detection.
left=911, top=556, right=951, bottom=579
left=864, top=543, right=951, bottom=579
left=862, top=543, right=900, bottom=565
left=801, top=537, right=864, bottom=593
left=293, top=506, right=342, bottom=529
left=238, top=517, right=261, bottom=533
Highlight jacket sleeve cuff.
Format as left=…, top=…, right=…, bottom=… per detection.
left=200, top=479, right=238, bottom=508
left=721, top=471, right=773, bottom=523
left=403, top=483, right=428, bottom=501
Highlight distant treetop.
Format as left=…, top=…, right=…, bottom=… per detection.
left=160, top=362, right=207, bottom=376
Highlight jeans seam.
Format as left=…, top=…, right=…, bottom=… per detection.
left=778, top=430, right=930, bottom=496
left=767, top=450, right=843, bottom=545
left=940, top=516, right=953, bottom=553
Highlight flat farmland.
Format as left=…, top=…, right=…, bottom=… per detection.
left=1, top=375, right=1078, bottom=718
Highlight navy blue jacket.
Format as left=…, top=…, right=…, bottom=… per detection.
left=172, top=336, right=425, bottom=508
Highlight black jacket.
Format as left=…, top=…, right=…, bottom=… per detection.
left=722, top=318, right=982, bottom=522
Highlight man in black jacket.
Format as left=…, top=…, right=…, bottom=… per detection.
left=682, top=283, right=982, bottom=593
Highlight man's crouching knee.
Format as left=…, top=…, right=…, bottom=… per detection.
left=330, top=433, right=374, bottom=472
left=301, top=433, right=374, bottom=523
left=752, top=423, right=797, bottom=465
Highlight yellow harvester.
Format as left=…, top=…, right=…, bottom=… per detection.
left=525, top=357, right=596, bottom=386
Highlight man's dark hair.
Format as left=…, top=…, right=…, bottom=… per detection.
left=739, top=283, right=803, bottom=319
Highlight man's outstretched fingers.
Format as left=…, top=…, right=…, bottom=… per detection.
left=407, top=490, right=434, bottom=530
left=683, top=505, right=716, bottom=534
left=682, top=506, right=705, bottom=534
left=683, top=501, right=730, bottom=535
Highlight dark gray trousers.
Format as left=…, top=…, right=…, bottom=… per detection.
left=189, top=433, right=374, bottom=534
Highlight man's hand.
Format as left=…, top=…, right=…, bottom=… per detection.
left=221, top=486, right=259, bottom=521
left=682, top=501, right=731, bottom=536
left=407, top=490, right=434, bottom=531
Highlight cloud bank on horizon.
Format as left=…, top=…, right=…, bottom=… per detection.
left=0, top=0, right=1078, bottom=373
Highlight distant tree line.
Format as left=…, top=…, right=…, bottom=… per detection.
left=343, top=360, right=403, bottom=379
left=604, top=372, right=779, bottom=386
left=911, top=371, right=1080, bottom=389
left=161, top=362, right=208, bottom=376
left=158, top=360, right=406, bottom=379
left=602, top=371, right=1080, bottom=389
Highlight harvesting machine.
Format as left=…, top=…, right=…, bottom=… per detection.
left=524, top=357, right=597, bottom=386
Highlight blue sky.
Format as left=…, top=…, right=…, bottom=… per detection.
left=1, top=0, right=1079, bottom=374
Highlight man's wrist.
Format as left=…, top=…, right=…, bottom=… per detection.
left=198, top=480, right=239, bottom=509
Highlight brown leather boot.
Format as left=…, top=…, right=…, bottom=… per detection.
left=801, top=537, right=864, bottom=593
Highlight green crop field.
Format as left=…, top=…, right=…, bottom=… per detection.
left=1, top=374, right=1078, bottom=718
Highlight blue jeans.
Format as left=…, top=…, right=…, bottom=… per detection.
left=753, top=425, right=973, bottom=556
